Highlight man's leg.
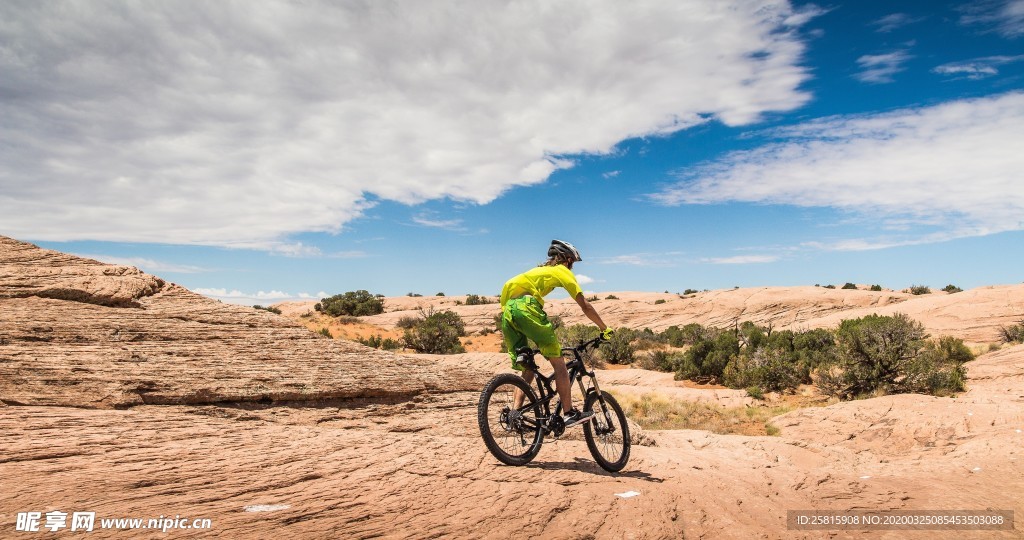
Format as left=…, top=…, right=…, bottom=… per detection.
left=546, top=355, right=573, bottom=414
left=515, top=369, right=535, bottom=410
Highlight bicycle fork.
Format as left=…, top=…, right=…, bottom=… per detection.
left=579, top=372, right=616, bottom=435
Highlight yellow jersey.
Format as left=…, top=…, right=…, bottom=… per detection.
left=499, top=264, right=583, bottom=307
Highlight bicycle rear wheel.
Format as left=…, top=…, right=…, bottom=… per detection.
left=478, top=373, right=543, bottom=466
left=582, top=390, right=631, bottom=472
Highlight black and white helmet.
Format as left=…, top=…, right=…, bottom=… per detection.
left=548, top=239, right=582, bottom=262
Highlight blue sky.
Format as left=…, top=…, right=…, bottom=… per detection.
left=2, top=0, right=1022, bottom=304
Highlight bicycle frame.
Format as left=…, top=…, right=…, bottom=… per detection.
left=515, top=338, right=612, bottom=439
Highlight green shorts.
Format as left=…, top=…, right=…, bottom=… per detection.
left=501, top=296, right=562, bottom=370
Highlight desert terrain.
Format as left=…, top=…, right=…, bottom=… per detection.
left=2, top=235, right=1022, bottom=539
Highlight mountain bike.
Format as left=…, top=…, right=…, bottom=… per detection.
left=477, top=336, right=631, bottom=472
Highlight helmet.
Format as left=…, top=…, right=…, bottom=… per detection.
left=548, top=239, right=582, bottom=262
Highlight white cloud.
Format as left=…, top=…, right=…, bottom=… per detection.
left=0, top=0, right=812, bottom=249
left=74, top=254, right=208, bottom=274
left=933, top=55, right=1024, bottom=80
left=871, top=13, right=925, bottom=33
left=194, top=287, right=324, bottom=305
left=602, top=171, right=621, bottom=179
left=576, top=274, right=595, bottom=285
left=855, top=50, right=913, bottom=84
left=960, top=0, right=1024, bottom=38
left=703, top=255, right=780, bottom=264
left=652, top=92, right=1024, bottom=247
left=411, top=213, right=465, bottom=231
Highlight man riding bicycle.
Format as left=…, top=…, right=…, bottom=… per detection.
left=499, top=239, right=613, bottom=428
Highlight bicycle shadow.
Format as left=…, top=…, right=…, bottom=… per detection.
left=525, top=458, right=665, bottom=482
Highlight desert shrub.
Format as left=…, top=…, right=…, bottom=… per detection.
left=396, top=316, right=420, bottom=329
left=746, top=386, right=765, bottom=400
left=635, top=350, right=682, bottom=372
left=605, top=294, right=619, bottom=300
left=654, top=299, right=666, bottom=305
left=659, top=323, right=712, bottom=347
left=464, top=294, right=495, bottom=306
left=942, top=284, right=963, bottom=293
left=841, top=283, right=857, bottom=290
left=357, top=334, right=401, bottom=350
left=723, top=346, right=804, bottom=392
left=436, top=292, right=445, bottom=296
left=319, top=290, right=384, bottom=317
left=870, top=284, right=883, bottom=292
left=998, top=320, right=1024, bottom=343
left=791, top=328, right=837, bottom=375
left=823, top=284, right=836, bottom=289
left=586, top=295, right=599, bottom=302
left=818, top=314, right=931, bottom=398
left=908, top=285, right=931, bottom=295
left=598, top=328, right=637, bottom=365
left=407, top=292, right=423, bottom=297
left=557, top=324, right=600, bottom=348
left=253, top=305, right=282, bottom=315
left=900, top=336, right=972, bottom=395
left=676, top=329, right=736, bottom=383
left=318, top=328, right=333, bottom=339
left=402, top=309, right=466, bottom=354
left=683, top=289, right=699, bottom=295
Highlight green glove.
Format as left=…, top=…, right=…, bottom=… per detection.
left=601, top=327, right=614, bottom=341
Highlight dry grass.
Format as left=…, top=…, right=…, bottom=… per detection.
left=615, top=392, right=792, bottom=436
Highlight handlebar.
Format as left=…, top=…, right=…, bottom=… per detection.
left=564, top=335, right=607, bottom=354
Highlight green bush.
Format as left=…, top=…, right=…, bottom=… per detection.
left=436, top=292, right=445, bottom=296
left=319, top=290, right=384, bottom=317
left=318, top=328, right=333, bottom=339
left=723, top=346, right=804, bottom=392
left=407, top=292, right=423, bottom=297
left=599, top=328, right=637, bottom=365
left=901, top=336, right=972, bottom=395
left=676, top=329, right=736, bottom=383
left=908, top=285, right=931, bottom=295
left=942, top=284, right=963, bottom=293
left=402, top=309, right=466, bottom=354
left=791, top=328, right=836, bottom=375
left=823, top=284, right=836, bottom=289
left=464, top=294, right=495, bottom=305
left=870, top=284, right=883, bottom=292
left=998, top=320, right=1024, bottom=343
left=605, top=294, right=619, bottom=300
left=660, top=323, right=712, bottom=347
left=683, top=289, right=699, bottom=295
left=636, top=350, right=682, bottom=372
left=556, top=324, right=600, bottom=349
left=253, top=305, right=282, bottom=315
left=654, top=299, right=667, bottom=305
left=396, top=316, right=420, bottom=329
left=358, top=334, right=401, bottom=350
left=841, top=283, right=857, bottom=290
left=817, top=314, right=939, bottom=398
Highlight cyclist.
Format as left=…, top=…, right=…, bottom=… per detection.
left=499, top=239, right=613, bottom=428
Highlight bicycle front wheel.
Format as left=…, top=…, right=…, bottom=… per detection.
left=478, top=373, right=543, bottom=466
left=583, top=390, right=631, bottom=472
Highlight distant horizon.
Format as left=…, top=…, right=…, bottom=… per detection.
left=3, top=1, right=1022, bottom=305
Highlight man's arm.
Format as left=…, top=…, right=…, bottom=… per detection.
left=574, top=293, right=607, bottom=331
